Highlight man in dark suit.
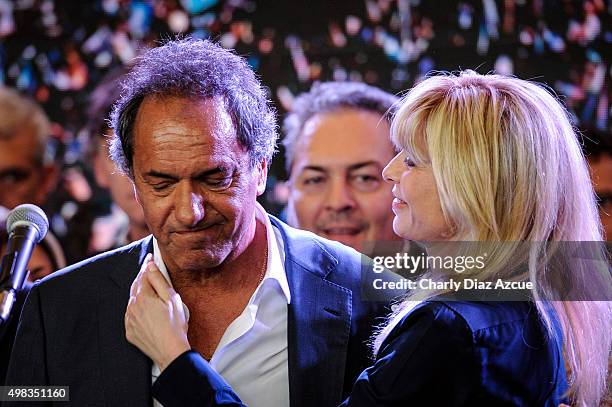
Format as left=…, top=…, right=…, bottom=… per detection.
left=6, top=39, right=399, bottom=406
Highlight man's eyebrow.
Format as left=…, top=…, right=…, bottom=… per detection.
left=347, top=161, right=382, bottom=172
left=144, top=167, right=228, bottom=180
left=301, top=165, right=327, bottom=173
left=300, top=162, right=382, bottom=174
left=144, top=170, right=177, bottom=180
left=195, top=166, right=234, bottom=178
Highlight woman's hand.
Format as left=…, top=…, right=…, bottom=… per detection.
left=125, top=254, right=191, bottom=371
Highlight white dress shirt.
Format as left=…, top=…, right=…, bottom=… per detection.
left=152, top=203, right=291, bottom=407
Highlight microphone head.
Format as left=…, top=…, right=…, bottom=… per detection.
left=6, top=204, right=49, bottom=243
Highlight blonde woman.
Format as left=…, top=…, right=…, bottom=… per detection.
left=120, top=72, right=611, bottom=406
left=358, top=71, right=611, bottom=406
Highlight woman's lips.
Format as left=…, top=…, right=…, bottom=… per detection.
left=392, top=197, right=407, bottom=210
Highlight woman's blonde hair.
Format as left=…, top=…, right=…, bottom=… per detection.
left=375, top=71, right=611, bottom=406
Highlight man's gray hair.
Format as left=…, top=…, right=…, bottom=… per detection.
left=282, top=81, right=398, bottom=174
left=109, top=38, right=278, bottom=178
left=0, top=87, right=51, bottom=165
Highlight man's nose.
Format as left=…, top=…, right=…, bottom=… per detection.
left=174, top=181, right=205, bottom=227
left=324, top=178, right=356, bottom=212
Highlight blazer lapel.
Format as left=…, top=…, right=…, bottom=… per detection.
left=270, top=217, right=353, bottom=407
left=98, top=237, right=154, bottom=406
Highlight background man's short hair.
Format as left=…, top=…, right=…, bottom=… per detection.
left=0, top=86, right=51, bottom=166
left=109, top=38, right=278, bottom=177
left=282, top=81, right=399, bottom=173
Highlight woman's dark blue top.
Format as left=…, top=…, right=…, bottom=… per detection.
left=340, top=301, right=568, bottom=406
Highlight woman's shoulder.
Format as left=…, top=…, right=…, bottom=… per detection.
left=422, top=300, right=536, bottom=331
left=392, top=300, right=549, bottom=350
left=391, top=300, right=534, bottom=334
left=381, top=300, right=567, bottom=405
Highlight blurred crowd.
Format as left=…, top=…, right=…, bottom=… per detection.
left=1, top=0, right=611, bottom=266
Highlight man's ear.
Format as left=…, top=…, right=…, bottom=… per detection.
left=256, top=159, right=268, bottom=196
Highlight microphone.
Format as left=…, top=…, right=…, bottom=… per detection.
left=0, top=204, right=49, bottom=328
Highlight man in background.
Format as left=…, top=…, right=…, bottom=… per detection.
left=0, top=87, right=59, bottom=211
left=283, top=82, right=402, bottom=252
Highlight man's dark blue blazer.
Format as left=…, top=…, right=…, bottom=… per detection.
left=5, top=216, right=398, bottom=407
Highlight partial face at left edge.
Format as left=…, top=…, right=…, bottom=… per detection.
left=0, top=126, right=56, bottom=209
